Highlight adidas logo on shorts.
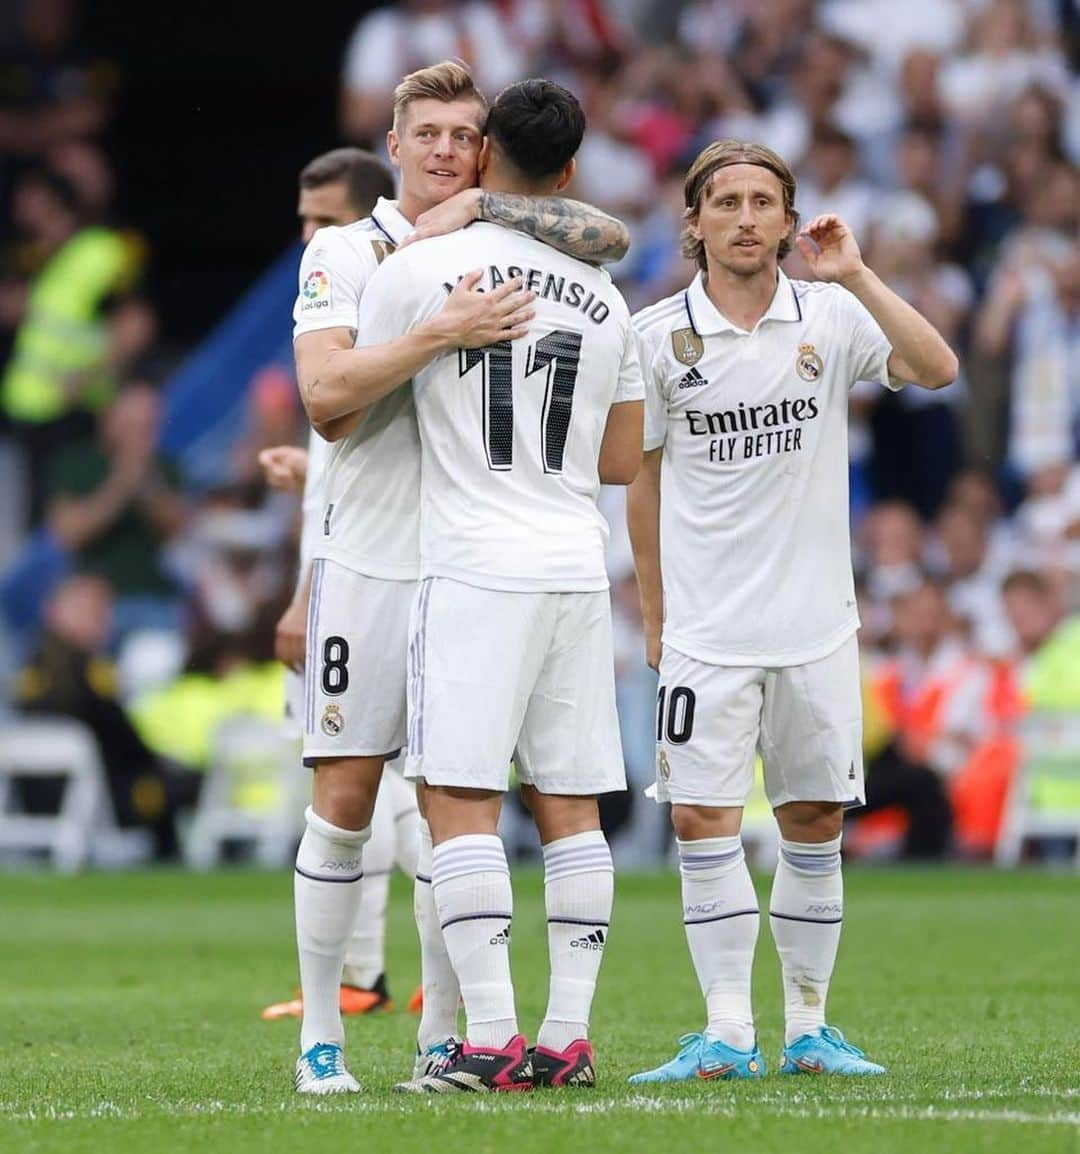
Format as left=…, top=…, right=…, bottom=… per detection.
left=489, top=924, right=512, bottom=946
left=677, top=367, right=708, bottom=390
left=570, top=929, right=606, bottom=951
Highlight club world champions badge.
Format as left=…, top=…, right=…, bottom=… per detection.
left=671, top=327, right=704, bottom=366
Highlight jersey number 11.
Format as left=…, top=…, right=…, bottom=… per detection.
left=458, top=329, right=583, bottom=474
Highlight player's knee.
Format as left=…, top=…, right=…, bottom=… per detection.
left=670, top=804, right=742, bottom=841
left=774, top=800, right=843, bottom=843
left=311, top=759, right=382, bottom=830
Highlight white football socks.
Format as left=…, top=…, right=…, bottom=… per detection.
left=414, top=819, right=462, bottom=1049
left=537, top=830, right=614, bottom=1053
left=769, top=836, right=844, bottom=1045
left=678, top=836, right=760, bottom=1052
left=432, top=834, right=517, bottom=1050
left=341, top=790, right=394, bottom=990
left=294, top=806, right=370, bottom=1051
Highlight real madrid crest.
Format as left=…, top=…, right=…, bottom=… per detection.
left=657, top=747, right=672, bottom=782
left=796, top=342, right=824, bottom=383
left=321, top=703, right=344, bottom=737
left=671, top=327, right=704, bottom=367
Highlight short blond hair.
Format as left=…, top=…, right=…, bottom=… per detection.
left=392, top=60, right=487, bottom=133
left=681, top=140, right=800, bottom=269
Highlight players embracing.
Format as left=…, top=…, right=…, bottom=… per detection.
left=288, top=61, right=633, bottom=1095
left=627, top=140, right=957, bottom=1081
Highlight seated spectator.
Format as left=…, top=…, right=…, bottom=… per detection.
left=1003, top=570, right=1080, bottom=710
left=338, top=0, right=526, bottom=145
left=12, top=573, right=201, bottom=860
left=796, top=125, right=877, bottom=244
left=858, top=580, right=965, bottom=858
left=861, top=579, right=1021, bottom=858
left=930, top=500, right=1012, bottom=655
left=44, top=383, right=187, bottom=640
left=1, top=164, right=155, bottom=525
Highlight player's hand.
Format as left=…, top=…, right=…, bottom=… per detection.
left=400, top=189, right=483, bottom=248
left=258, top=445, right=308, bottom=492
left=435, top=269, right=535, bottom=348
left=275, top=598, right=307, bottom=672
left=644, top=624, right=661, bottom=672
left=795, top=214, right=865, bottom=284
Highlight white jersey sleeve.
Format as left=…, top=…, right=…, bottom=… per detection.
left=837, top=289, right=896, bottom=390
left=636, top=319, right=670, bottom=451
left=613, top=328, right=645, bottom=405
left=293, top=226, right=379, bottom=339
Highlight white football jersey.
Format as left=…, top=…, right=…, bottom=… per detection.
left=292, top=197, right=419, bottom=580
left=637, top=270, right=897, bottom=667
left=354, top=222, right=643, bottom=592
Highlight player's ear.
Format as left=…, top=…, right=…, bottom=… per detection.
left=477, top=136, right=491, bottom=179
left=553, top=157, right=575, bottom=193
left=387, top=128, right=401, bottom=168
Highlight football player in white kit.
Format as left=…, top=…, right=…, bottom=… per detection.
left=259, top=148, right=425, bottom=1025
left=289, top=63, right=632, bottom=1094
left=626, top=140, right=957, bottom=1082
left=340, top=79, right=644, bottom=1094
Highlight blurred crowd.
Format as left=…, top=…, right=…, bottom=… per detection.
left=0, top=0, right=1077, bottom=862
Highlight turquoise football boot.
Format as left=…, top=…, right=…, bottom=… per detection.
left=629, top=1032, right=765, bottom=1083
left=780, top=1026, right=886, bottom=1075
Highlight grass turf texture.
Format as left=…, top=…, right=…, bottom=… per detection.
left=1, top=869, right=1077, bottom=1154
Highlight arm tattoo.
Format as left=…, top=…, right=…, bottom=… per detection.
left=479, top=192, right=629, bottom=265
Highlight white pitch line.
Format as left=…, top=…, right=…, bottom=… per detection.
left=1, top=1097, right=1077, bottom=1127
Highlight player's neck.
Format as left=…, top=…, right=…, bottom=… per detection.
left=701, top=259, right=780, bottom=333
left=395, top=189, right=432, bottom=225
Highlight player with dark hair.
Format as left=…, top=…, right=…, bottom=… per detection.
left=288, top=63, right=635, bottom=1095
left=332, top=77, right=643, bottom=1094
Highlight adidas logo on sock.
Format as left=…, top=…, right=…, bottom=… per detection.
left=677, top=367, right=708, bottom=389
left=489, top=924, right=512, bottom=946
left=570, top=929, right=606, bottom=951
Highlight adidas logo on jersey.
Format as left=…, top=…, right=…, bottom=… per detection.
left=490, top=924, right=512, bottom=946
left=677, top=367, right=708, bottom=390
left=570, top=929, right=606, bottom=951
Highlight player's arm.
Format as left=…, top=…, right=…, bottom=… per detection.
left=599, top=401, right=644, bottom=484
left=627, top=447, right=663, bottom=671
left=795, top=214, right=959, bottom=390
left=297, top=272, right=534, bottom=436
left=402, top=188, right=630, bottom=264
left=275, top=566, right=310, bottom=672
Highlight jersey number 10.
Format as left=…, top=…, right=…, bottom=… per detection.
left=458, top=329, right=583, bottom=474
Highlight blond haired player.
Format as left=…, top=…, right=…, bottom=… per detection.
left=288, top=61, right=630, bottom=1094
left=627, top=140, right=957, bottom=1082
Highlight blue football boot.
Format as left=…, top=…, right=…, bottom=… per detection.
left=629, top=1032, right=765, bottom=1084
left=780, top=1026, right=886, bottom=1075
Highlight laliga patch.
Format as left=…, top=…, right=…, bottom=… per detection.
left=300, top=268, right=332, bottom=313
left=671, top=326, right=704, bottom=366
left=796, top=342, right=824, bottom=382
left=321, top=703, right=344, bottom=737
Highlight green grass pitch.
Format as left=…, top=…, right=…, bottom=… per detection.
left=1, top=868, right=1077, bottom=1154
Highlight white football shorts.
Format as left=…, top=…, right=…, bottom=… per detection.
left=405, top=577, right=626, bottom=796
left=652, top=633, right=864, bottom=810
left=302, top=558, right=414, bottom=761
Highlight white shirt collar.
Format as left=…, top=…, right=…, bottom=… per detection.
left=370, top=197, right=412, bottom=246
left=685, top=268, right=802, bottom=336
